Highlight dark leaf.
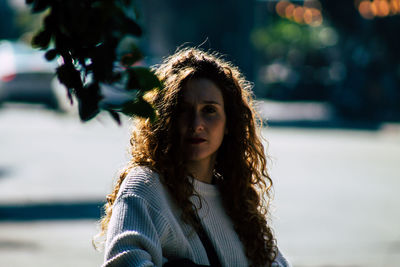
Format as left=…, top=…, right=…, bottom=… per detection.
left=79, top=100, right=100, bottom=121
left=56, top=64, right=83, bottom=90
left=108, top=110, right=121, bottom=125
left=54, top=32, right=69, bottom=51
left=31, top=0, right=51, bottom=13
left=117, top=37, right=143, bottom=66
left=111, top=72, right=123, bottom=83
left=120, top=52, right=143, bottom=67
left=78, top=83, right=102, bottom=121
left=91, top=42, right=117, bottom=82
left=121, top=0, right=132, bottom=7
left=43, top=14, right=56, bottom=32
left=67, top=88, right=74, bottom=105
left=122, top=98, right=156, bottom=122
left=126, top=67, right=162, bottom=91
left=26, top=0, right=147, bottom=125
left=31, top=30, right=52, bottom=49
left=119, top=16, right=142, bottom=36
left=45, top=49, right=58, bottom=61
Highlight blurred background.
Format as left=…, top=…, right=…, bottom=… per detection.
left=0, top=0, right=399, bottom=266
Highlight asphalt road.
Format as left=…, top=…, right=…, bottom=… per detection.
left=0, top=105, right=399, bottom=267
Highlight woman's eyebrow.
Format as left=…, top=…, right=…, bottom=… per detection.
left=181, top=100, right=222, bottom=105
left=202, top=100, right=222, bottom=105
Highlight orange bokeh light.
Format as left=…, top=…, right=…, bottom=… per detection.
left=389, top=0, right=400, bottom=13
left=303, top=8, right=314, bottom=24
left=358, top=1, right=375, bottom=19
left=285, top=4, right=295, bottom=19
left=276, top=1, right=290, bottom=17
left=293, top=7, right=305, bottom=23
left=275, top=0, right=323, bottom=27
left=310, top=8, right=321, bottom=17
left=370, top=1, right=378, bottom=15
left=310, top=8, right=323, bottom=26
left=374, top=0, right=390, bottom=16
left=357, top=0, right=400, bottom=18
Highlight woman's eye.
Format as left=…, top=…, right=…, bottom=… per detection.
left=203, top=105, right=216, bottom=114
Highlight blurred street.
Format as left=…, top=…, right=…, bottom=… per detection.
left=1, top=0, right=400, bottom=266
left=1, top=105, right=400, bottom=267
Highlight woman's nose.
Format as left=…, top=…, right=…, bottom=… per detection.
left=189, top=112, right=204, bottom=132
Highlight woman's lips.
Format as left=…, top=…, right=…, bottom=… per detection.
left=187, top=138, right=206, bottom=144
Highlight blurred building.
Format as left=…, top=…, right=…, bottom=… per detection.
left=0, top=1, right=20, bottom=40
left=1, top=0, right=399, bottom=121
left=138, top=0, right=400, bottom=121
left=138, top=0, right=256, bottom=82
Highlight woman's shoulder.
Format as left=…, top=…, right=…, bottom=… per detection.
left=117, top=165, right=164, bottom=200
left=272, top=248, right=292, bottom=267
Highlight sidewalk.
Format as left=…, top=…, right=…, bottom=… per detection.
left=1, top=103, right=400, bottom=267
left=257, top=100, right=386, bottom=130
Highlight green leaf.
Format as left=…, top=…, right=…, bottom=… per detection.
left=122, top=98, right=156, bottom=122
left=126, top=67, right=162, bottom=92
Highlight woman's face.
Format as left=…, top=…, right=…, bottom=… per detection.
left=178, top=78, right=227, bottom=167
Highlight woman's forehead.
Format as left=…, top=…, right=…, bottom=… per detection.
left=181, top=78, right=224, bottom=105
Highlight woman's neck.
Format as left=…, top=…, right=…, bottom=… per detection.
left=186, top=158, right=215, bottom=184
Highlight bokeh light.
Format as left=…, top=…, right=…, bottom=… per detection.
left=357, top=0, right=400, bottom=19
left=276, top=0, right=323, bottom=27
left=276, top=1, right=290, bottom=17
left=293, top=7, right=305, bottom=23
left=285, top=4, right=296, bottom=19
left=276, top=0, right=400, bottom=23
left=375, top=0, right=390, bottom=16
left=303, top=8, right=313, bottom=24
left=309, top=8, right=323, bottom=27
left=390, top=0, right=400, bottom=13
left=358, top=1, right=376, bottom=19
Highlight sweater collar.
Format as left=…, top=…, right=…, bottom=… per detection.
left=192, top=178, right=220, bottom=197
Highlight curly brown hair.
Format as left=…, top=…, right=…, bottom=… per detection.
left=97, top=47, right=277, bottom=266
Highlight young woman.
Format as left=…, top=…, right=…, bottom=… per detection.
left=97, top=47, right=291, bottom=266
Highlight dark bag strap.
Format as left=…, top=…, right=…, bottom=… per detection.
left=163, top=215, right=222, bottom=267
left=194, top=215, right=222, bottom=267
left=163, top=258, right=208, bottom=267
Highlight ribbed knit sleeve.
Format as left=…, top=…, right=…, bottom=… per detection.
left=103, top=196, right=165, bottom=267
left=103, top=167, right=173, bottom=267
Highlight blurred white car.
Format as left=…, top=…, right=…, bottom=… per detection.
left=0, top=40, right=75, bottom=112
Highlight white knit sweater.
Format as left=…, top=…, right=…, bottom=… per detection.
left=103, top=166, right=291, bottom=267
